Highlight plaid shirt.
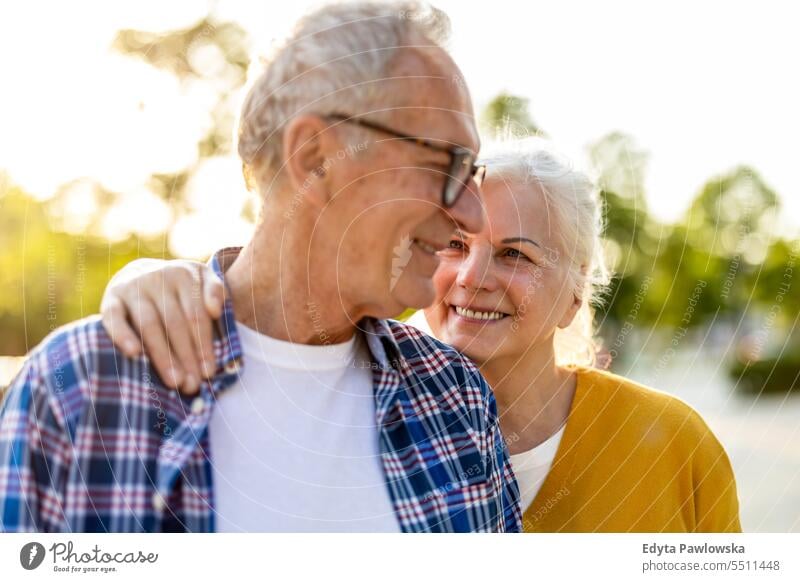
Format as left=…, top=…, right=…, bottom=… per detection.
left=1, top=248, right=521, bottom=533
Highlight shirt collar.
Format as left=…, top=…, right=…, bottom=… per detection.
left=206, top=247, right=407, bottom=379
left=357, top=317, right=404, bottom=372
left=207, top=247, right=245, bottom=382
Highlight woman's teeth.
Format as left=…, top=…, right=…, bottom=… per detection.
left=413, top=239, right=437, bottom=254
left=455, top=306, right=507, bottom=321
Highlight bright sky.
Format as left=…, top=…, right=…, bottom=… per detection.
left=1, top=0, right=798, bottom=256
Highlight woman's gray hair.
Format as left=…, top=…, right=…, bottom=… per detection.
left=237, top=1, right=451, bottom=189
left=479, top=137, right=611, bottom=366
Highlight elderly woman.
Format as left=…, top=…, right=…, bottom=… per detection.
left=100, top=138, right=741, bottom=532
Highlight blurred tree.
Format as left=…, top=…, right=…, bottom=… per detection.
left=112, top=16, right=253, bottom=238
left=0, top=185, right=173, bottom=355
left=661, top=166, right=782, bottom=324
left=589, top=132, right=648, bottom=205
left=114, top=17, right=250, bottom=161
left=1, top=14, right=253, bottom=356
left=683, top=165, right=779, bottom=262
left=587, top=133, right=662, bottom=340
left=480, top=92, right=545, bottom=138
left=113, top=18, right=250, bottom=85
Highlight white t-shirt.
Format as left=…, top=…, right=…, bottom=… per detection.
left=208, top=322, right=400, bottom=532
left=509, top=424, right=566, bottom=512
left=405, top=310, right=433, bottom=335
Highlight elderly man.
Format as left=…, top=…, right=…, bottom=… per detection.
left=0, top=1, right=520, bottom=532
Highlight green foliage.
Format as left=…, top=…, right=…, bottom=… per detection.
left=113, top=18, right=250, bottom=83
left=1, top=14, right=253, bottom=355
left=729, top=351, right=800, bottom=395
left=589, top=132, right=649, bottom=205
left=0, top=187, right=174, bottom=355
left=480, top=92, right=544, bottom=138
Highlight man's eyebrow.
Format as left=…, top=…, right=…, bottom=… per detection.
left=501, top=236, right=541, bottom=249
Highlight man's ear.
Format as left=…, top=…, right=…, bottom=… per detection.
left=282, top=115, right=334, bottom=208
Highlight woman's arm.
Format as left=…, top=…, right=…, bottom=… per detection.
left=691, top=423, right=743, bottom=532
left=100, top=258, right=223, bottom=394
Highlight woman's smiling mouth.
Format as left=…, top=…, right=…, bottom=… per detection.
left=451, top=304, right=510, bottom=322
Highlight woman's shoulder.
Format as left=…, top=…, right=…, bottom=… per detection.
left=572, top=366, right=717, bottom=442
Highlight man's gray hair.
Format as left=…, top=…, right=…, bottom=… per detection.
left=238, top=1, right=451, bottom=188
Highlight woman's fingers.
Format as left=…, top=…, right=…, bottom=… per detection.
left=179, top=266, right=218, bottom=379
left=203, top=268, right=225, bottom=319
left=100, top=258, right=174, bottom=358
left=128, top=299, right=184, bottom=389
left=158, top=291, right=205, bottom=395
left=100, top=296, right=142, bottom=358
left=99, top=258, right=222, bottom=392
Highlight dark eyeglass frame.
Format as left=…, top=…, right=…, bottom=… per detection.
left=326, top=113, right=485, bottom=208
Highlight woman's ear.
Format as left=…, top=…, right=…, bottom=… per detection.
left=557, top=292, right=583, bottom=329
left=558, top=266, right=588, bottom=329
left=281, top=115, right=334, bottom=209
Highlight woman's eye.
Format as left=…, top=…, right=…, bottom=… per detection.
left=503, top=248, right=527, bottom=260
left=448, top=239, right=466, bottom=251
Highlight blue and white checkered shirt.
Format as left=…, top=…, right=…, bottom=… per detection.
left=0, top=248, right=521, bottom=532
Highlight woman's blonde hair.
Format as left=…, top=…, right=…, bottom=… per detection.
left=478, top=137, right=611, bottom=366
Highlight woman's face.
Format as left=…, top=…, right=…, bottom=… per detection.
left=425, top=176, right=581, bottom=365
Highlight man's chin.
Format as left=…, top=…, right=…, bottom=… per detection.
left=390, top=275, right=436, bottom=312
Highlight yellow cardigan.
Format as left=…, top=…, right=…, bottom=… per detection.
left=522, top=367, right=742, bottom=532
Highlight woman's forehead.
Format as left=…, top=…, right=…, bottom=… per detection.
left=478, top=178, right=554, bottom=243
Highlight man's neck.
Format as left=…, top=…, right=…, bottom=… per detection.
left=224, top=214, right=363, bottom=346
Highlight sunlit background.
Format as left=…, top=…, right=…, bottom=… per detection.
left=1, top=0, right=798, bottom=531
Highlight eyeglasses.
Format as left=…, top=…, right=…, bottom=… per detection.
left=326, top=113, right=485, bottom=208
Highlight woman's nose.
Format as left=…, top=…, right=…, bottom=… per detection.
left=456, top=248, right=497, bottom=292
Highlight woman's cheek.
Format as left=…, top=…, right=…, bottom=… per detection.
left=428, top=264, right=455, bottom=329
left=509, top=268, right=540, bottom=308
left=506, top=268, right=553, bottom=334
left=432, top=259, right=458, bottom=299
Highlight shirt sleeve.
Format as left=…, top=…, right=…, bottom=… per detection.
left=0, top=356, right=71, bottom=532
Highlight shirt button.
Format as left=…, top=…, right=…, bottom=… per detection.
left=223, top=358, right=241, bottom=374
left=152, top=492, right=166, bottom=512
left=190, top=397, right=205, bottom=415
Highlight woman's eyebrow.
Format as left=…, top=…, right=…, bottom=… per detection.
left=501, top=236, right=541, bottom=249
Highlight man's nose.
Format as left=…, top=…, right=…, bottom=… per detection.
left=447, top=179, right=484, bottom=234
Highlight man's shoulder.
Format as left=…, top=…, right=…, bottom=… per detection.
left=10, top=316, right=163, bottom=427
left=2, top=317, right=107, bottom=434
left=27, top=315, right=116, bottom=382
left=386, top=319, right=480, bottom=372
left=383, top=318, right=493, bottom=403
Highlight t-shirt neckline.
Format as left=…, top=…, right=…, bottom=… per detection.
left=236, top=321, right=359, bottom=371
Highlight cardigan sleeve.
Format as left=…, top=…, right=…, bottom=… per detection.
left=688, top=413, right=743, bottom=532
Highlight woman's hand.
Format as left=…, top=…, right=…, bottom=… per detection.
left=100, top=258, right=224, bottom=394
